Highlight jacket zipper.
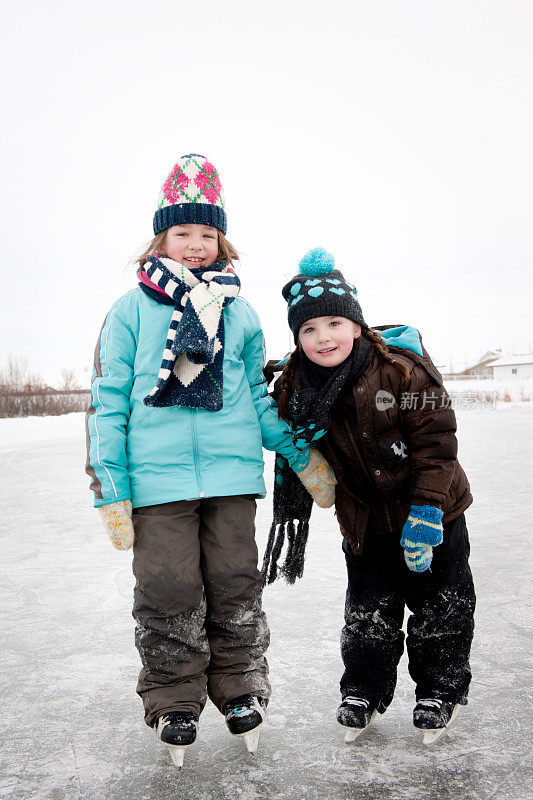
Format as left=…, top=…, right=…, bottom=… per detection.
left=342, top=417, right=372, bottom=488
left=191, top=410, right=205, bottom=497
left=383, top=502, right=393, bottom=534
left=347, top=389, right=395, bottom=534
left=343, top=417, right=394, bottom=533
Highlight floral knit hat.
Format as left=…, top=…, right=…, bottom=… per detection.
left=153, top=154, right=227, bottom=235
left=282, top=248, right=367, bottom=341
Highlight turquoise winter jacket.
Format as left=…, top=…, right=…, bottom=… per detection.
left=86, top=289, right=308, bottom=508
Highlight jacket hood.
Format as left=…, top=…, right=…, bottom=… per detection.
left=378, top=325, right=423, bottom=357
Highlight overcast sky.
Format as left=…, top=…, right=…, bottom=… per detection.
left=1, top=0, right=532, bottom=386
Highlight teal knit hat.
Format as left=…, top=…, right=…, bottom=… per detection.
left=282, top=248, right=366, bottom=341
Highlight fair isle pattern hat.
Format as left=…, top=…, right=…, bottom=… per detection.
left=282, top=248, right=366, bottom=341
left=153, top=154, right=227, bottom=235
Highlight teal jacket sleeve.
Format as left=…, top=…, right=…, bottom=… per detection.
left=85, top=295, right=136, bottom=507
left=241, top=302, right=309, bottom=471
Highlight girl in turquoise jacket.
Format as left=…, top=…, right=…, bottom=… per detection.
left=85, top=155, right=335, bottom=767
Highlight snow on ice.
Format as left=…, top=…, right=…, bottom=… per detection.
left=0, top=404, right=532, bottom=799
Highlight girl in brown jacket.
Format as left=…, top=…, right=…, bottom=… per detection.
left=263, top=248, right=476, bottom=745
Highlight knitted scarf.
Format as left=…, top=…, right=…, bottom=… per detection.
left=141, top=255, right=240, bottom=410
left=262, top=336, right=373, bottom=585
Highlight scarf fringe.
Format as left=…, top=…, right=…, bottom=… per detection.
left=261, top=518, right=311, bottom=587
left=282, top=520, right=310, bottom=584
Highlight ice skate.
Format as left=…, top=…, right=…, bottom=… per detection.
left=413, top=698, right=459, bottom=745
left=337, top=696, right=378, bottom=742
left=156, top=711, right=199, bottom=768
left=224, top=694, right=267, bottom=754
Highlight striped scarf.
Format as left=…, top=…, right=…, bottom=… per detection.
left=142, top=255, right=240, bottom=410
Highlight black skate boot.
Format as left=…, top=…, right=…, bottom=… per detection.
left=413, top=698, right=460, bottom=745
left=224, top=694, right=267, bottom=754
left=337, top=696, right=378, bottom=742
left=156, top=711, right=199, bottom=768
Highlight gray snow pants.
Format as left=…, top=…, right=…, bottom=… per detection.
left=131, top=495, right=270, bottom=727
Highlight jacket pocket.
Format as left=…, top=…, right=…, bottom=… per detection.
left=376, top=429, right=410, bottom=472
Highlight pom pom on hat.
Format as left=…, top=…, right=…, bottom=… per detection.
left=299, top=248, right=335, bottom=277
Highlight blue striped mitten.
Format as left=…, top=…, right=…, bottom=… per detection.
left=401, top=505, right=444, bottom=572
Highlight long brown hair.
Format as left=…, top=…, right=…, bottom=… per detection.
left=364, top=327, right=410, bottom=380
left=276, top=347, right=302, bottom=420
left=136, top=229, right=239, bottom=269
left=276, top=327, right=410, bottom=420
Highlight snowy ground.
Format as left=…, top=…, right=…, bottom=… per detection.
left=1, top=405, right=532, bottom=800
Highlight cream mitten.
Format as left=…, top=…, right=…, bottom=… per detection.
left=295, top=448, right=337, bottom=508
left=98, top=500, right=134, bottom=550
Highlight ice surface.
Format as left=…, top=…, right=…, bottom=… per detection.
left=0, top=405, right=532, bottom=799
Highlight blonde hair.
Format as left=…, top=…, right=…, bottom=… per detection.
left=136, top=229, right=239, bottom=268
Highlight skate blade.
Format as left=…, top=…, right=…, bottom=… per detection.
left=342, top=710, right=378, bottom=742
left=165, top=743, right=190, bottom=768
left=344, top=727, right=365, bottom=742
left=422, top=728, right=446, bottom=745
left=422, top=704, right=460, bottom=746
left=231, top=723, right=262, bottom=754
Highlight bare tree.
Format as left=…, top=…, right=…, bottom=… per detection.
left=0, top=356, right=89, bottom=417
left=0, top=355, right=44, bottom=391
left=60, top=367, right=80, bottom=391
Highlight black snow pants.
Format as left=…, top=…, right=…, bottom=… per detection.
left=131, top=495, right=270, bottom=727
left=340, top=513, right=475, bottom=710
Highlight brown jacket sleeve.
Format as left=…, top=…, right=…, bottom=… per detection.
left=398, top=361, right=458, bottom=508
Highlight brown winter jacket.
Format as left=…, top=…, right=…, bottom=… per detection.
left=271, top=336, right=472, bottom=556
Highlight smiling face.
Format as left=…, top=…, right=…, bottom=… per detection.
left=298, top=316, right=362, bottom=367
left=162, top=224, right=219, bottom=269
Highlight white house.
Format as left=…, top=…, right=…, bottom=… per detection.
left=490, top=354, right=533, bottom=379
left=444, top=349, right=501, bottom=379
